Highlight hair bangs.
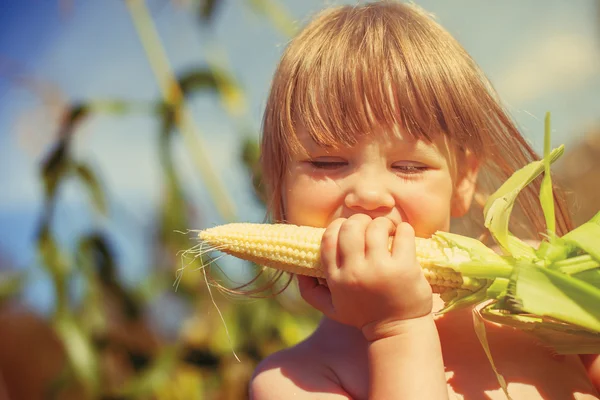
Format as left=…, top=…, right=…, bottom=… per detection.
left=287, top=11, right=426, bottom=149
left=281, top=4, right=491, bottom=155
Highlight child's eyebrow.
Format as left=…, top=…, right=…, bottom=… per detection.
left=295, top=131, right=335, bottom=153
left=413, top=145, right=446, bottom=161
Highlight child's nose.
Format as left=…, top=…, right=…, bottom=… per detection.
left=344, top=175, right=395, bottom=212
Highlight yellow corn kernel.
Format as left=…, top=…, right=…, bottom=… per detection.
left=198, top=223, right=485, bottom=294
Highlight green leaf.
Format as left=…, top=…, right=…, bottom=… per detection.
left=561, top=218, right=600, bottom=263
left=116, top=345, right=181, bottom=397
left=41, top=140, right=70, bottom=198
left=198, top=0, right=222, bottom=23
left=433, top=231, right=514, bottom=279
left=484, top=145, right=564, bottom=255
left=53, top=314, right=99, bottom=396
left=0, top=271, right=26, bottom=303
left=539, top=112, right=556, bottom=235
left=73, top=163, right=107, bottom=215
left=541, top=210, right=600, bottom=262
left=241, top=137, right=260, bottom=167
left=480, top=308, right=600, bottom=354
left=553, top=254, right=599, bottom=276
left=438, top=286, right=491, bottom=314
left=178, top=69, right=219, bottom=96
left=590, top=210, right=600, bottom=224
left=66, top=103, right=90, bottom=126
left=241, top=136, right=266, bottom=204
left=573, top=269, right=600, bottom=289
left=506, top=235, right=537, bottom=260
left=88, top=99, right=156, bottom=115
left=484, top=278, right=511, bottom=300
left=508, top=264, right=600, bottom=333
left=434, top=231, right=507, bottom=263
left=37, top=225, right=72, bottom=317
left=473, top=303, right=511, bottom=399
left=536, top=239, right=571, bottom=263
left=37, top=224, right=70, bottom=281
left=246, top=0, right=298, bottom=37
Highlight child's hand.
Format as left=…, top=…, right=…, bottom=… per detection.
left=297, top=214, right=433, bottom=341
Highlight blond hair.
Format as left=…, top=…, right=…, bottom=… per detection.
left=260, top=1, right=572, bottom=240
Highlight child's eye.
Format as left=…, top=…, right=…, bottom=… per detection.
left=307, top=160, right=347, bottom=169
left=392, top=164, right=428, bottom=174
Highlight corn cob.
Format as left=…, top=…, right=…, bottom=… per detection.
left=198, top=223, right=488, bottom=295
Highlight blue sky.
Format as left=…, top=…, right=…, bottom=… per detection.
left=1, top=0, right=599, bottom=312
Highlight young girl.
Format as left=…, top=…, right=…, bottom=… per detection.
left=249, top=2, right=600, bottom=398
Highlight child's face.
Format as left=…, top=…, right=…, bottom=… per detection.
left=282, top=127, right=475, bottom=238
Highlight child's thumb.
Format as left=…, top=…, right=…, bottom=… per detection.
left=297, top=275, right=335, bottom=317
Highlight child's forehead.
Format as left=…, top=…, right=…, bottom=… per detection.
left=295, top=124, right=435, bottom=150
left=292, top=125, right=454, bottom=162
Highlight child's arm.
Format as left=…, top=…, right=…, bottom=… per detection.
left=365, top=314, right=447, bottom=399
left=299, top=215, right=449, bottom=399
left=580, top=354, right=600, bottom=392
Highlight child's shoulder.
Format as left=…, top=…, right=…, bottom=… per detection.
left=249, top=337, right=351, bottom=400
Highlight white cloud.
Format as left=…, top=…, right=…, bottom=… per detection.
left=497, top=32, right=600, bottom=105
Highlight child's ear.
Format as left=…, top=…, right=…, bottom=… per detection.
left=451, top=152, right=480, bottom=218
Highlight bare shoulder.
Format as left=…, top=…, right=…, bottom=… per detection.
left=249, top=341, right=351, bottom=400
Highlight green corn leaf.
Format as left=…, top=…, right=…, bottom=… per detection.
left=561, top=216, right=600, bottom=263
left=506, top=235, right=537, bottom=261
left=592, top=210, right=600, bottom=224
left=540, top=210, right=600, bottom=262
left=0, top=271, right=26, bottom=303
left=198, top=0, right=221, bottom=23
left=484, top=145, right=564, bottom=255
left=434, top=231, right=507, bottom=263
left=539, top=112, right=556, bottom=236
left=247, top=0, right=298, bottom=37
left=420, top=232, right=516, bottom=313
left=553, top=254, right=599, bottom=276
left=507, top=264, right=600, bottom=333
left=451, top=261, right=514, bottom=280
left=484, top=278, right=511, bottom=299
left=73, top=163, right=107, bottom=215
left=53, top=314, right=99, bottom=396
left=536, top=238, right=571, bottom=263
left=116, top=345, right=181, bottom=397
left=480, top=307, right=600, bottom=354
left=573, top=269, right=600, bottom=289
left=473, top=303, right=511, bottom=399
left=438, top=286, right=491, bottom=314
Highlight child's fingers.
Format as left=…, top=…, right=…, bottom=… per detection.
left=297, top=275, right=334, bottom=318
left=321, top=218, right=345, bottom=275
left=365, top=217, right=395, bottom=259
left=390, top=222, right=416, bottom=262
left=337, top=214, right=372, bottom=265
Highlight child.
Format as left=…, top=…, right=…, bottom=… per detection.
left=249, top=2, right=600, bottom=398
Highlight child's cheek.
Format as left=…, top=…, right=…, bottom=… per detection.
left=401, top=194, right=452, bottom=237
left=285, top=178, right=341, bottom=228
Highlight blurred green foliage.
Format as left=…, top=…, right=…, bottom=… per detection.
left=0, top=1, right=319, bottom=399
